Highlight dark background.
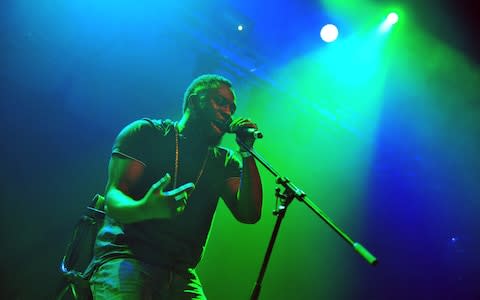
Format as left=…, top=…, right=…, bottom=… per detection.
left=1, top=0, right=479, bottom=299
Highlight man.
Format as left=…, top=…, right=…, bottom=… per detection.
left=88, top=74, right=263, bottom=299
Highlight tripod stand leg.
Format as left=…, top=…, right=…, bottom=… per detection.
left=250, top=208, right=287, bottom=300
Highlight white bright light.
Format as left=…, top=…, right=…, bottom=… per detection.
left=320, top=24, right=338, bottom=43
left=237, top=24, right=244, bottom=31
left=386, top=13, right=399, bottom=25
left=379, top=12, right=399, bottom=33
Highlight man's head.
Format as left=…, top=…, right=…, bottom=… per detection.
left=181, top=74, right=237, bottom=146
left=182, top=74, right=234, bottom=113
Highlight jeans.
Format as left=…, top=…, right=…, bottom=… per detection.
left=89, top=258, right=207, bottom=300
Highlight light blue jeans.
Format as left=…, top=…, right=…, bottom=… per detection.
left=89, top=258, right=207, bottom=300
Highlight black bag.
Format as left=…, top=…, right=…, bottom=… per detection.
left=56, top=194, right=105, bottom=300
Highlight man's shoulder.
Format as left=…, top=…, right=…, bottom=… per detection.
left=141, top=118, right=175, bottom=136
left=120, top=118, right=175, bottom=136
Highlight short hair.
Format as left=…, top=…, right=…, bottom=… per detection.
left=182, top=74, right=233, bottom=112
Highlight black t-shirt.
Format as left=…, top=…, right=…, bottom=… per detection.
left=91, top=118, right=241, bottom=269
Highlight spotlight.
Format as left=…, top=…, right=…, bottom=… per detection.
left=237, top=24, right=244, bottom=31
left=386, top=12, right=399, bottom=25
left=320, top=24, right=338, bottom=43
left=379, top=12, right=399, bottom=32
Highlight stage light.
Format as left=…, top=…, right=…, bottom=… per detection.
left=320, top=24, right=338, bottom=43
left=237, top=24, right=244, bottom=31
left=386, top=12, right=399, bottom=25
left=379, top=12, right=399, bottom=32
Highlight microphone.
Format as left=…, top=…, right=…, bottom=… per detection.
left=231, top=127, right=263, bottom=139
left=223, top=118, right=263, bottom=139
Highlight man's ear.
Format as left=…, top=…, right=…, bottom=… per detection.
left=187, top=94, right=200, bottom=111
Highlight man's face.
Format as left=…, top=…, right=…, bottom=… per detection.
left=194, top=84, right=236, bottom=141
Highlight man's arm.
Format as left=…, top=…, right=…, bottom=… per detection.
left=221, top=154, right=263, bottom=224
left=104, top=155, right=194, bottom=223
left=103, top=155, right=149, bottom=223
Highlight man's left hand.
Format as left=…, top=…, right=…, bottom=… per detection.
left=229, top=117, right=259, bottom=150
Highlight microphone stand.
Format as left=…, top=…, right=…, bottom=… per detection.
left=236, top=139, right=378, bottom=300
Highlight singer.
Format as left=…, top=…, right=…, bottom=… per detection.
left=86, top=74, right=263, bottom=299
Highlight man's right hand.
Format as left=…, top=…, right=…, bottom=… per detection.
left=141, top=173, right=195, bottom=219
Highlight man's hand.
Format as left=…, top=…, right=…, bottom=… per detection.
left=141, top=173, right=195, bottom=219
left=229, top=117, right=259, bottom=150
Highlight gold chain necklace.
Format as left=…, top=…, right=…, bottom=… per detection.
left=173, top=125, right=209, bottom=192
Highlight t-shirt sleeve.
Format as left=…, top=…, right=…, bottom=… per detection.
left=111, top=119, right=156, bottom=166
left=223, top=148, right=242, bottom=179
